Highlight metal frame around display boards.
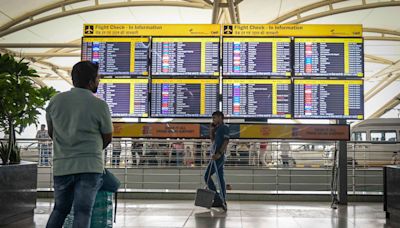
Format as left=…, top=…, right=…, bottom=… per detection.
left=83, top=24, right=363, bottom=205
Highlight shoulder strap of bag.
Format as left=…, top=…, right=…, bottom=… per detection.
left=114, top=192, right=117, bottom=223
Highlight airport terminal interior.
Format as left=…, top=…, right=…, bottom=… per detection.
left=1, top=0, right=400, bottom=227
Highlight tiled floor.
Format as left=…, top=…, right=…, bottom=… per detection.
left=3, top=199, right=398, bottom=228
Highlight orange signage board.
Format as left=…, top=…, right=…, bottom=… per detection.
left=291, top=125, right=349, bottom=140
left=113, top=123, right=200, bottom=138
left=239, top=124, right=349, bottom=140
left=239, top=125, right=292, bottom=139
left=112, top=123, right=349, bottom=140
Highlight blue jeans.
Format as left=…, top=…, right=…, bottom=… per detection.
left=46, top=173, right=103, bottom=228
left=204, top=156, right=226, bottom=202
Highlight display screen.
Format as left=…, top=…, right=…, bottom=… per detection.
left=96, top=79, right=149, bottom=118
left=151, top=79, right=219, bottom=117
left=223, top=38, right=291, bottom=76
left=294, top=79, right=364, bottom=119
left=151, top=37, right=220, bottom=76
left=294, top=38, right=363, bottom=77
left=82, top=37, right=149, bottom=77
left=222, top=79, right=292, bottom=118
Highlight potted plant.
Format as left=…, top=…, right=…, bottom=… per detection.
left=0, top=53, right=57, bottom=225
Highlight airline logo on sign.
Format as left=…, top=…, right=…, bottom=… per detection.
left=84, top=25, right=94, bottom=34
left=224, top=25, right=233, bottom=35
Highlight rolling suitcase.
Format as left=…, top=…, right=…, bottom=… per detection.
left=63, top=191, right=114, bottom=228
left=194, top=160, right=226, bottom=210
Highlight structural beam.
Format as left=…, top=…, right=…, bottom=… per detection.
left=0, top=48, right=73, bottom=85
left=211, top=0, right=221, bottom=24
left=337, top=119, right=347, bottom=205
left=364, top=54, right=395, bottom=65
left=30, top=77, right=47, bottom=88
left=368, top=85, right=400, bottom=119
left=0, top=0, right=86, bottom=32
left=0, top=43, right=81, bottom=48
left=365, top=73, right=400, bottom=102
left=36, top=39, right=82, bottom=62
left=363, top=28, right=400, bottom=37
left=18, top=53, right=80, bottom=57
left=227, top=0, right=240, bottom=24
left=364, top=36, right=400, bottom=42
left=0, top=1, right=212, bottom=37
left=366, top=60, right=400, bottom=80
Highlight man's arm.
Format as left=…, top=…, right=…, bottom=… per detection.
left=99, top=102, right=113, bottom=150
left=46, top=101, right=53, bottom=140
left=217, top=139, right=229, bottom=155
left=46, top=116, right=53, bottom=140
left=102, top=133, right=112, bottom=149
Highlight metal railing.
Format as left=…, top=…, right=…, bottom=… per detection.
left=5, top=138, right=398, bottom=194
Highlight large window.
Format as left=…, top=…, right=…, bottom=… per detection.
left=351, top=132, right=366, bottom=141
left=370, top=131, right=397, bottom=142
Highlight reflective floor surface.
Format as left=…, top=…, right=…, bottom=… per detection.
left=2, top=199, right=398, bottom=228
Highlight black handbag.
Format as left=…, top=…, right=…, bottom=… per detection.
left=100, top=168, right=121, bottom=223
left=101, top=168, right=120, bottom=192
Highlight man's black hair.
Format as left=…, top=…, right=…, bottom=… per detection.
left=212, top=111, right=224, bottom=119
left=71, top=61, right=99, bottom=88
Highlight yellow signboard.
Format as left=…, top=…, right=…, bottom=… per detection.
left=84, top=24, right=362, bottom=37
left=83, top=24, right=221, bottom=37
left=222, top=24, right=362, bottom=37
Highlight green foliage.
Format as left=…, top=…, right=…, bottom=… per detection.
left=0, top=53, right=57, bottom=164
left=0, top=142, right=20, bottom=165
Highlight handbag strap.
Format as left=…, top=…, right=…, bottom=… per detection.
left=114, top=192, right=117, bottom=223
left=205, top=159, right=213, bottom=187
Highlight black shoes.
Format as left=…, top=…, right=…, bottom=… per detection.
left=212, top=197, right=228, bottom=211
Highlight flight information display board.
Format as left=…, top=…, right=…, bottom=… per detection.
left=294, top=38, right=363, bottom=77
left=151, top=79, right=219, bottom=117
left=82, top=37, right=149, bottom=77
left=151, top=37, right=220, bottom=76
left=222, top=38, right=291, bottom=77
left=294, top=79, right=364, bottom=119
left=222, top=79, right=292, bottom=118
left=96, top=79, right=149, bottom=118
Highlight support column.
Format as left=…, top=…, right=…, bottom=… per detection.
left=337, top=119, right=348, bottom=204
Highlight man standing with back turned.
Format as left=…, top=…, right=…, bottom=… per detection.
left=204, top=111, right=230, bottom=211
left=46, top=61, right=113, bottom=228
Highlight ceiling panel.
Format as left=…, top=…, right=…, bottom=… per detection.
left=360, top=7, right=400, bottom=30
left=0, top=0, right=57, bottom=22
left=239, top=0, right=281, bottom=23
left=278, top=0, right=321, bottom=18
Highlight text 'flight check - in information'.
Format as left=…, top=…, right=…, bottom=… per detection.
left=96, top=79, right=149, bottom=118
left=222, top=79, right=292, bottom=118
left=151, top=79, right=219, bottom=117
left=151, top=37, right=220, bottom=76
left=294, top=79, right=364, bottom=119
left=223, top=38, right=291, bottom=77
left=82, top=37, right=149, bottom=77
left=294, top=38, right=363, bottom=77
